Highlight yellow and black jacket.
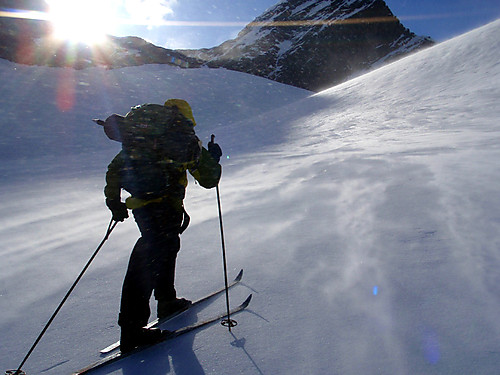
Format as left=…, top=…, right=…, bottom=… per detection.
left=105, top=146, right=221, bottom=212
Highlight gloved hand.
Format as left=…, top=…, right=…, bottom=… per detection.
left=106, top=199, right=129, bottom=222
left=208, top=134, right=222, bottom=163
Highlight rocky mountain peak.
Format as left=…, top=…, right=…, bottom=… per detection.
left=186, top=0, right=434, bottom=91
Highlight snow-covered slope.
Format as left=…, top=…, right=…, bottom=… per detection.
left=0, top=62, right=309, bottom=178
left=1, top=18, right=500, bottom=375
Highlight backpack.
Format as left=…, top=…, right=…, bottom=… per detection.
left=95, top=103, right=202, bottom=167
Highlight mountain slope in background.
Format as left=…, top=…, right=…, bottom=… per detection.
left=0, top=0, right=432, bottom=91
left=183, top=0, right=434, bottom=90
left=0, top=61, right=310, bottom=162
left=1, top=19, right=499, bottom=375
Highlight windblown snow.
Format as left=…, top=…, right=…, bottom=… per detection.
left=1, top=19, right=500, bottom=375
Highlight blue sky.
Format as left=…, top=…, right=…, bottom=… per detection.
left=111, top=0, right=500, bottom=49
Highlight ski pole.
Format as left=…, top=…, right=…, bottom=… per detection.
left=9, top=218, right=118, bottom=375
left=216, top=184, right=237, bottom=331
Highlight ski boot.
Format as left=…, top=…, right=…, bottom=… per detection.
left=157, top=298, right=192, bottom=320
left=120, top=327, right=171, bottom=353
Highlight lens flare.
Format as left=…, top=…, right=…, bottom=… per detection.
left=422, top=328, right=441, bottom=364
left=45, top=0, right=118, bottom=45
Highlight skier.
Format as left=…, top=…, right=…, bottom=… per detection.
left=101, top=99, right=222, bottom=352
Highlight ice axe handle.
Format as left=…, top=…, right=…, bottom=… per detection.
left=92, top=119, right=105, bottom=125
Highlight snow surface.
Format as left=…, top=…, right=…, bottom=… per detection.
left=1, top=18, right=500, bottom=375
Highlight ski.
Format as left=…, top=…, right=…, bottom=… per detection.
left=74, top=294, right=252, bottom=375
left=100, top=269, right=243, bottom=354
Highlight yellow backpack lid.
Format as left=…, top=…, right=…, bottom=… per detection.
left=164, top=99, right=196, bottom=126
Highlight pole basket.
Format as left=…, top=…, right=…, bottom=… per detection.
left=6, top=370, right=26, bottom=375
left=221, top=318, right=238, bottom=328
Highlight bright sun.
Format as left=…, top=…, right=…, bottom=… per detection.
left=46, top=0, right=118, bottom=45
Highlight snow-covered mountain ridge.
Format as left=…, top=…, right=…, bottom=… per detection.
left=184, top=0, right=433, bottom=90
left=1, top=0, right=432, bottom=91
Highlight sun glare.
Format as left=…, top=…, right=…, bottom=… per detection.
left=46, top=0, right=118, bottom=45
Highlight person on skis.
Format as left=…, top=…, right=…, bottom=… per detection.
left=99, top=99, right=222, bottom=352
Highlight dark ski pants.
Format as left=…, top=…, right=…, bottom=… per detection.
left=118, top=201, right=183, bottom=329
